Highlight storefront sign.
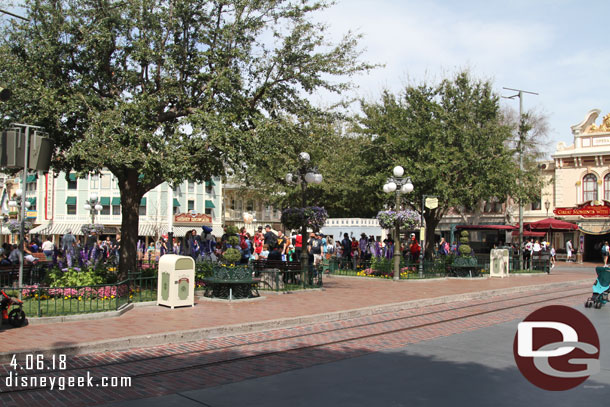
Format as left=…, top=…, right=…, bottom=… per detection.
left=554, top=203, right=610, bottom=217
left=174, top=213, right=212, bottom=225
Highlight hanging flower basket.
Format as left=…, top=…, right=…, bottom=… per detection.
left=281, top=207, right=328, bottom=231
left=376, top=210, right=420, bottom=230
left=81, top=224, right=105, bottom=235
left=7, top=219, right=33, bottom=234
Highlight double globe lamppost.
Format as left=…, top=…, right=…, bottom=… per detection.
left=382, top=166, right=414, bottom=281
left=83, top=193, right=103, bottom=225
left=286, top=152, right=323, bottom=271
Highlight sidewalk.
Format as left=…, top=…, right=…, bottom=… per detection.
left=0, top=264, right=595, bottom=361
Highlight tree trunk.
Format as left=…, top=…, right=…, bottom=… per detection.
left=423, top=209, right=443, bottom=259
left=117, top=170, right=144, bottom=279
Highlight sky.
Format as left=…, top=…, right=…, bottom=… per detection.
left=2, top=0, right=609, bottom=154
left=311, top=0, right=610, bottom=153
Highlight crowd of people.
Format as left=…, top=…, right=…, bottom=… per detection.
left=3, top=225, right=588, bottom=274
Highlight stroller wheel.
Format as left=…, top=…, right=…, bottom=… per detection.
left=594, top=301, right=602, bottom=309
left=8, top=309, right=26, bottom=327
left=585, top=300, right=593, bottom=308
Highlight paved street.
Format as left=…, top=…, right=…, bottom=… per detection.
left=98, top=301, right=610, bottom=407
left=1, top=265, right=603, bottom=407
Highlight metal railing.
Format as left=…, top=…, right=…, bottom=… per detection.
left=256, top=267, right=323, bottom=292
left=2, top=274, right=158, bottom=317
left=327, top=253, right=550, bottom=279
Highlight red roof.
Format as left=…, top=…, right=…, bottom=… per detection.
left=524, top=218, right=578, bottom=231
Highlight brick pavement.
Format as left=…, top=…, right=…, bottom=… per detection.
left=0, top=263, right=594, bottom=359
left=0, top=283, right=590, bottom=407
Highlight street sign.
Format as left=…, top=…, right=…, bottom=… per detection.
left=425, top=197, right=438, bottom=209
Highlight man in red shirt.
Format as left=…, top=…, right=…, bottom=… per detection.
left=294, top=232, right=303, bottom=262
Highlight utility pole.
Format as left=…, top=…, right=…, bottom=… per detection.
left=502, top=87, right=538, bottom=271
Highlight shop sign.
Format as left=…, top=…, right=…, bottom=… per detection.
left=554, top=202, right=610, bottom=217
left=174, top=213, right=212, bottom=225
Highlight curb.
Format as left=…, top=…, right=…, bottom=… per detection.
left=0, top=278, right=591, bottom=362
left=23, top=303, right=135, bottom=326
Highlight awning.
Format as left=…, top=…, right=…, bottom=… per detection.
left=29, top=222, right=87, bottom=235
left=140, top=198, right=147, bottom=206
left=173, top=198, right=180, bottom=207
left=68, top=173, right=77, bottom=182
left=525, top=217, right=578, bottom=231
left=578, top=221, right=610, bottom=235
left=100, top=197, right=111, bottom=206
left=205, top=180, right=216, bottom=187
left=138, top=224, right=198, bottom=236
left=205, top=200, right=215, bottom=209
left=455, top=224, right=515, bottom=230
left=26, top=175, right=37, bottom=183
left=111, top=197, right=121, bottom=205
left=511, top=230, right=547, bottom=237
left=66, top=196, right=77, bottom=205
left=28, top=197, right=36, bottom=205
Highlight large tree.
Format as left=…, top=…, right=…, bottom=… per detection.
left=357, top=71, right=522, bottom=257
left=0, top=0, right=371, bottom=275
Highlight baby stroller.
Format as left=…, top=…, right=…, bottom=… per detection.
left=1, top=290, right=27, bottom=327
left=585, top=266, right=610, bottom=309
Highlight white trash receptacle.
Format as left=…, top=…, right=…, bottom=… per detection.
left=157, top=254, right=195, bottom=308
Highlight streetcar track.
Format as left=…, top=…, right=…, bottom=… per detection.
left=0, top=285, right=589, bottom=378
left=0, top=285, right=590, bottom=394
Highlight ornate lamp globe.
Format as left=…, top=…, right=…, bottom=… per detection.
left=393, top=166, right=404, bottom=178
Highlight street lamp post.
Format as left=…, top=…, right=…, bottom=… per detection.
left=83, top=193, right=103, bottom=225
left=8, top=188, right=31, bottom=293
left=382, top=166, right=414, bottom=281
left=503, top=87, right=538, bottom=272
left=286, top=152, right=323, bottom=285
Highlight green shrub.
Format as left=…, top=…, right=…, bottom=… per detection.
left=225, top=225, right=240, bottom=235
left=458, top=245, right=472, bottom=255
left=222, top=248, right=242, bottom=264
left=195, top=260, right=215, bottom=279
left=227, top=235, right=240, bottom=247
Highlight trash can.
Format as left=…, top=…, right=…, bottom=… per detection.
left=157, top=254, right=195, bottom=308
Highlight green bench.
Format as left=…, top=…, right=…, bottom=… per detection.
left=450, top=257, right=480, bottom=277
left=202, top=266, right=261, bottom=299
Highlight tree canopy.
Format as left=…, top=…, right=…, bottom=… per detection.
left=0, top=0, right=372, bottom=274
left=356, top=71, right=525, bottom=256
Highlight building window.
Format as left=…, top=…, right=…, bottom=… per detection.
left=100, top=205, right=110, bottom=215
left=139, top=198, right=147, bottom=216
left=605, top=174, right=610, bottom=201
left=205, top=207, right=213, bottom=217
left=246, top=200, right=254, bottom=212
left=67, top=173, right=77, bottom=190
left=101, top=174, right=111, bottom=189
left=66, top=196, right=77, bottom=215
left=583, top=174, right=598, bottom=202
left=188, top=181, right=195, bottom=193
left=90, top=174, right=99, bottom=189
left=188, top=200, right=195, bottom=212
left=531, top=197, right=541, bottom=211
left=112, top=205, right=121, bottom=216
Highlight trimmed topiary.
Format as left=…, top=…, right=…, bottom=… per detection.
left=222, top=248, right=242, bottom=264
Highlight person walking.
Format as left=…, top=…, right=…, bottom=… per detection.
left=341, top=233, right=351, bottom=269
left=566, top=239, right=573, bottom=262
left=42, top=237, right=55, bottom=260
left=61, top=230, right=76, bottom=267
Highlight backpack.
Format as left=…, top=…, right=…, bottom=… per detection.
left=240, top=235, right=248, bottom=250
